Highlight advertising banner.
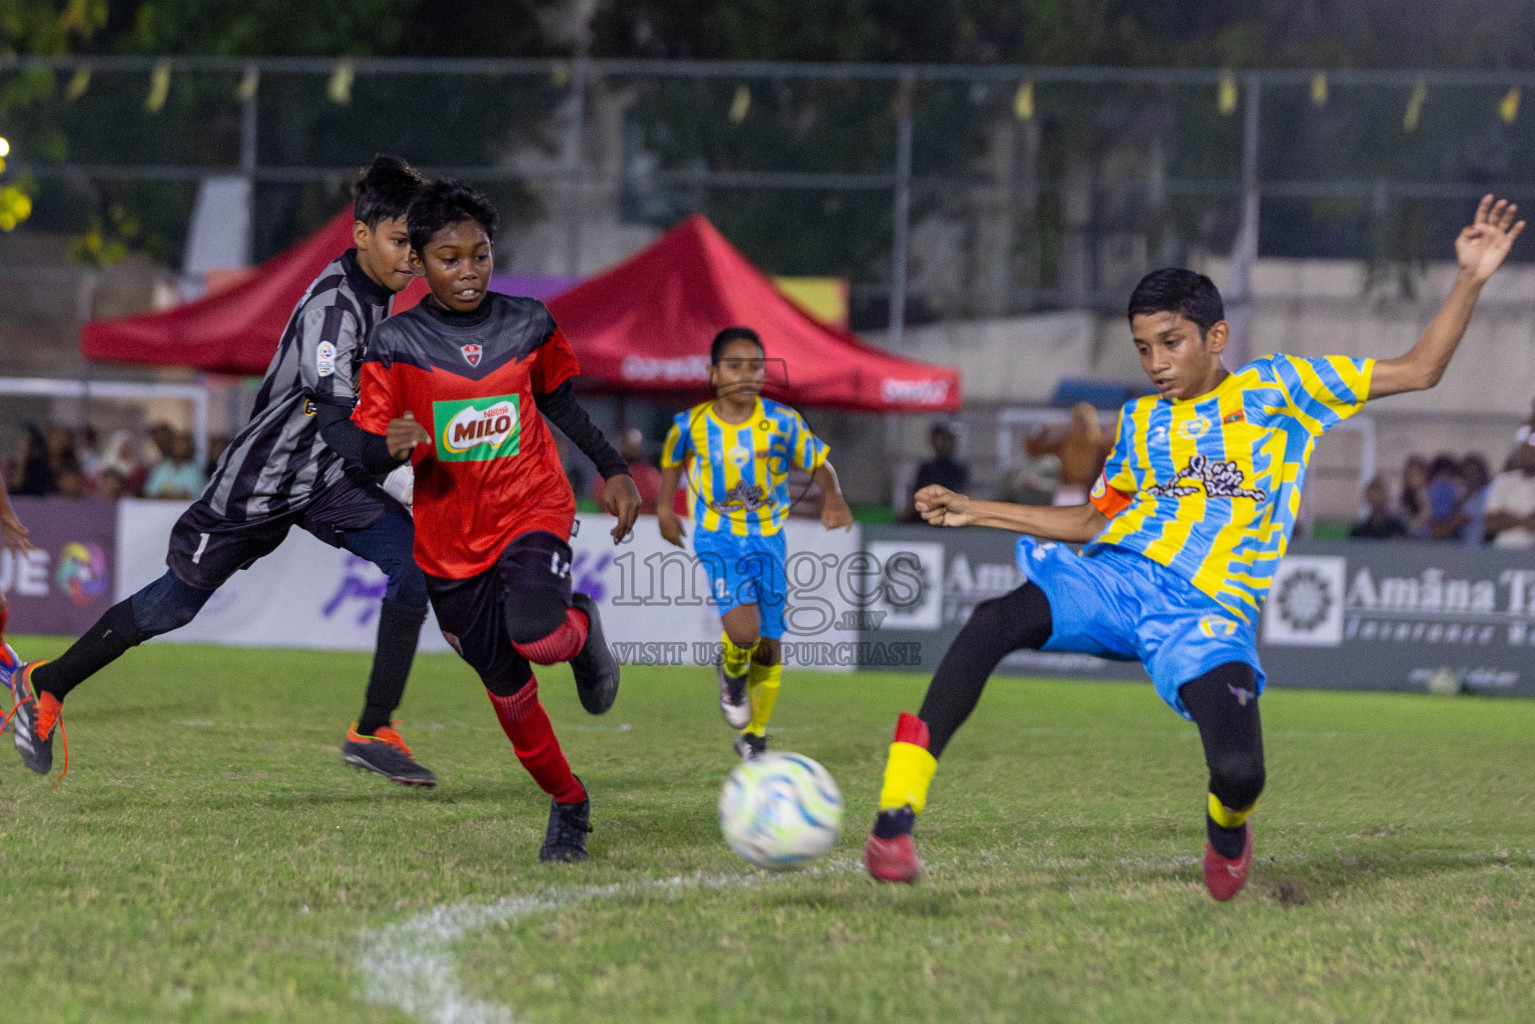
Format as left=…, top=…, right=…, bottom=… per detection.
left=114, top=499, right=456, bottom=653
left=565, top=517, right=863, bottom=673
left=855, top=525, right=1146, bottom=682
left=2, top=497, right=117, bottom=636
left=114, top=501, right=862, bottom=669
left=857, top=527, right=1535, bottom=698
left=1259, top=540, right=1535, bottom=697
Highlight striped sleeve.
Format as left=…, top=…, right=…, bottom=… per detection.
left=660, top=413, right=690, bottom=468
left=298, top=303, right=362, bottom=407
left=1102, top=409, right=1138, bottom=494
left=1270, top=355, right=1375, bottom=435
left=787, top=409, right=829, bottom=471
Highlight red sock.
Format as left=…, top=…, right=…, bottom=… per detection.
left=486, top=678, right=586, bottom=803
left=513, top=606, right=589, bottom=665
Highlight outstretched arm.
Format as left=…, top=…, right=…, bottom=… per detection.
left=1370, top=195, right=1524, bottom=399
left=914, top=485, right=1107, bottom=543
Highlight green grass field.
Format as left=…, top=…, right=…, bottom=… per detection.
left=1, top=635, right=1531, bottom=1024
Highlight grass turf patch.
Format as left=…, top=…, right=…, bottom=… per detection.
left=0, top=635, right=1530, bottom=1022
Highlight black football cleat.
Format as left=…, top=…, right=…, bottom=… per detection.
left=733, top=731, right=768, bottom=761
left=717, top=658, right=750, bottom=729
left=540, top=790, right=592, bottom=863
left=342, top=724, right=438, bottom=788
left=569, top=593, right=619, bottom=715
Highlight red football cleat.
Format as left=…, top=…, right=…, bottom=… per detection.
left=1203, top=822, right=1253, bottom=901
left=865, top=833, right=923, bottom=883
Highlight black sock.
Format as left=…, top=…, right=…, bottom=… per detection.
left=917, top=583, right=1052, bottom=758
left=873, top=806, right=915, bottom=839
left=356, top=600, right=427, bottom=735
left=1207, top=815, right=1248, bottom=859
left=32, top=599, right=142, bottom=701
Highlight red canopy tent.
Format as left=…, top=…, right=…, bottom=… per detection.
left=81, top=211, right=430, bottom=376
left=83, top=211, right=959, bottom=413
left=548, top=214, right=959, bottom=412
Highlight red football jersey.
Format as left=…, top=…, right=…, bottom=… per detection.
left=354, top=295, right=579, bottom=579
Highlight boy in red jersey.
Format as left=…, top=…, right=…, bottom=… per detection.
left=352, top=180, right=640, bottom=861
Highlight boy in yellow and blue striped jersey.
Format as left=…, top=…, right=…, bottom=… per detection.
left=865, top=196, right=1524, bottom=901
left=657, top=327, right=853, bottom=760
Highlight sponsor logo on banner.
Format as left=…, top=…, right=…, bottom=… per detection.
left=434, top=395, right=521, bottom=461
left=1263, top=556, right=1346, bottom=647
left=621, top=354, right=710, bottom=383
left=55, top=542, right=109, bottom=606
left=864, top=541, right=943, bottom=630
left=2, top=497, right=116, bottom=634
left=879, top=378, right=950, bottom=407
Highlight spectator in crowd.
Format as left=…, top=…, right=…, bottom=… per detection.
left=1399, top=453, right=1430, bottom=536
left=94, top=468, right=127, bottom=502
left=10, top=425, right=56, bottom=497
left=900, top=423, right=969, bottom=523
left=1422, top=454, right=1466, bottom=540
left=79, top=425, right=102, bottom=478
left=55, top=464, right=87, bottom=500
left=205, top=434, right=231, bottom=480
left=145, top=421, right=175, bottom=467
left=44, top=424, right=80, bottom=481
left=1484, top=441, right=1535, bottom=548
left=143, top=431, right=205, bottom=500
left=1457, top=453, right=1492, bottom=545
left=1349, top=477, right=1408, bottom=539
left=1513, top=396, right=1535, bottom=450
left=1026, top=402, right=1114, bottom=506
left=92, top=430, right=148, bottom=498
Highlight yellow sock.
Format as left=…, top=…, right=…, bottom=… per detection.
left=721, top=632, right=757, bottom=677
left=1207, top=792, right=1258, bottom=829
left=744, top=660, right=781, bottom=735
left=878, top=713, right=937, bottom=813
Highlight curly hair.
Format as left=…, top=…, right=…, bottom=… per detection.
left=406, top=178, right=498, bottom=254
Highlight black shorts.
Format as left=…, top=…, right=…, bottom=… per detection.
left=426, top=530, right=574, bottom=693
left=166, top=475, right=400, bottom=591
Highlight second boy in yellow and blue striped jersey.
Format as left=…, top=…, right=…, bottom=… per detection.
left=863, top=195, right=1525, bottom=901
left=658, top=327, right=853, bottom=760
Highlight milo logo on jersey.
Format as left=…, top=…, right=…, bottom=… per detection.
left=434, top=395, right=521, bottom=462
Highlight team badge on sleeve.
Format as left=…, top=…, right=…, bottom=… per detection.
left=316, top=341, right=336, bottom=377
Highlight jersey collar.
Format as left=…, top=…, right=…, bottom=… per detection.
left=705, top=396, right=765, bottom=429
left=340, top=248, right=394, bottom=307
left=1162, top=367, right=1237, bottom=406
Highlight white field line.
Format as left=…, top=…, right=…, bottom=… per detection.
left=359, top=846, right=1533, bottom=1024
left=359, top=859, right=860, bottom=1024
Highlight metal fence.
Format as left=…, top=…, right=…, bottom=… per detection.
left=5, top=57, right=1535, bottom=343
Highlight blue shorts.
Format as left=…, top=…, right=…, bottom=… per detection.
left=692, top=529, right=788, bottom=639
left=1016, top=538, right=1265, bottom=720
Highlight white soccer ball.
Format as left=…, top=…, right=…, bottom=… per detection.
left=719, top=752, right=843, bottom=870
